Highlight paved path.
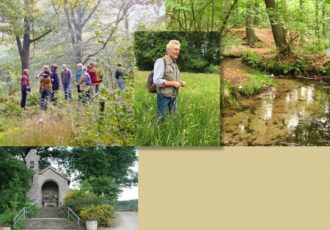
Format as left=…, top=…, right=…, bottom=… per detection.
left=99, top=212, right=138, bottom=230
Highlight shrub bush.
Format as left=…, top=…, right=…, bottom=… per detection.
left=205, top=64, right=220, bottom=74
left=80, top=204, right=114, bottom=227
left=0, top=209, right=16, bottom=225
left=26, top=92, right=40, bottom=107
left=64, top=190, right=109, bottom=213
left=0, top=97, right=23, bottom=116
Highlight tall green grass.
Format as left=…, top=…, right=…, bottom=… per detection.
left=134, top=71, right=220, bottom=146
left=0, top=77, right=134, bottom=146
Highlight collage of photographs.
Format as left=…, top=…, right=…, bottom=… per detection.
left=0, top=0, right=329, bottom=229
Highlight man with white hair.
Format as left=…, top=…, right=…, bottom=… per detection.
left=153, top=39, right=186, bottom=122
left=61, top=64, right=72, bottom=100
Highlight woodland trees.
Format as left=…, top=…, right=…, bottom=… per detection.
left=0, top=0, right=53, bottom=71
left=221, top=0, right=330, bottom=58
left=0, top=0, right=163, bottom=72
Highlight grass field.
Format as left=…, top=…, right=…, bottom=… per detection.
left=0, top=76, right=134, bottom=146
left=134, top=71, right=220, bottom=146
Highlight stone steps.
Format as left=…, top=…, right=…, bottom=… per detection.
left=35, top=207, right=62, bottom=218
left=21, top=218, right=77, bottom=230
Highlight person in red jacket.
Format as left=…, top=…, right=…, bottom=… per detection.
left=20, top=69, right=31, bottom=109
left=88, top=63, right=100, bottom=95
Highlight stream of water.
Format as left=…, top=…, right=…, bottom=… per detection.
left=222, top=77, right=330, bottom=146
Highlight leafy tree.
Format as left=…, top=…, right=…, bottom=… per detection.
left=1, top=146, right=137, bottom=187
left=81, top=176, right=121, bottom=203
left=166, top=0, right=222, bottom=32
left=0, top=153, right=33, bottom=217
left=0, top=0, right=53, bottom=70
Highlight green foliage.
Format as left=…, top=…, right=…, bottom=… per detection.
left=0, top=78, right=135, bottom=146
left=0, top=153, right=33, bottom=224
left=134, top=31, right=220, bottom=73
left=81, top=176, right=120, bottom=203
left=205, top=64, right=220, bottom=74
left=65, top=190, right=115, bottom=226
left=242, top=51, right=308, bottom=76
left=0, top=209, right=16, bottom=225
left=63, top=147, right=137, bottom=187
left=80, top=204, right=114, bottom=227
left=64, top=190, right=110, bottom=214
left=26, top=92, right=40, bottom=107
left=166, top=0, right=222, bottom=32
left=237, top=70, right=275, bottom=96
left=220, top=80, right=239, bottom=109
left=135, top=71, right=220, bottom=146
left=0, top=96, right=23, bottom=116
left=221, top=69, right=275, bottom=108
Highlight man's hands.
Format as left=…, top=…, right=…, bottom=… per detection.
left=179, top=81, right=186, bottom=87
left=164, top=80, right=186, bottom=88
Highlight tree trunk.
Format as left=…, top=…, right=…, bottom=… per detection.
left=299, top=0, right=304, bottom=43
left=253, top=2, right=260, bottom=26
left=246, top=1, right=257, bottom=47
left=322, top=2, right=326, bottom=38
left=264, top=0, right=290, bottom=57
left=16, top=17, right=31, bottom=71
left=315, top=0, right=320, bottom=40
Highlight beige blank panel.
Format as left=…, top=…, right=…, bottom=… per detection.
left=139, top=148, right=330, bottom=230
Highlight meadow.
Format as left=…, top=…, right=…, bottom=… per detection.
left=134, top=71, right=220, bottom=146
left=0, top=76, right=134, bottom=146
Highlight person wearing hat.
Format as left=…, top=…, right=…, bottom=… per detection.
left=39, top=70, right=52, bottom=110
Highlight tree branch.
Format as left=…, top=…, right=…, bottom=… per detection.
left=82, top=2, right=130, bottom=64
left=82, top=28, right=116, bottom=64
left=82, top=0, right=102, bottom=27
left=30, top=29, right=52, bottom=43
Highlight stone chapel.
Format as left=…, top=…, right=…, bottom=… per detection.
left=26, top=149, right=70, bottom=208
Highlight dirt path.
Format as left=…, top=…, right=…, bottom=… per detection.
left=222, top=58, right=252, bottom=86
left=222, top=28, right=276, bottom=85
left=224, top=28, right=276, bottom=57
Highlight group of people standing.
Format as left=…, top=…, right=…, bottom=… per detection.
left=20, top=62, right=106, bottom=110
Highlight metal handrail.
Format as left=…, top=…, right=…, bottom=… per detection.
left=67, top=207, right=80, bottom=230
left=13, top=207, right=26, bottom=229
left=13, top=202, right=38, bottom=230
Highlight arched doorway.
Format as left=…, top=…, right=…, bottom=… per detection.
left=41, top=181, right=59, bottom=207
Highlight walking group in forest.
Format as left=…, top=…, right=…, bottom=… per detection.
left=20, top=63, right=126, bottom=110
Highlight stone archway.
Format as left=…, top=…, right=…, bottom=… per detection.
left=41, top=181, right=59, bottom=207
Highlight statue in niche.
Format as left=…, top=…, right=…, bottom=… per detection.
left=43, top=190, right=58, bottom=207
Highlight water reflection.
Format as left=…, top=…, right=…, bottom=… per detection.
left=222, top=78, right=330, bottom=146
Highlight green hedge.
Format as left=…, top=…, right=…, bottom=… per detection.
left=134, top=31, right=220, bottom=73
